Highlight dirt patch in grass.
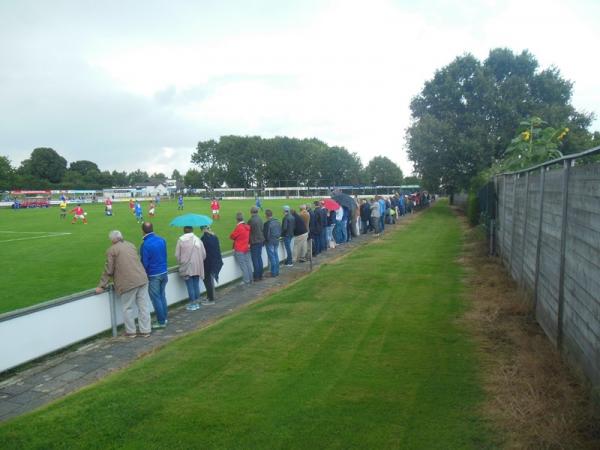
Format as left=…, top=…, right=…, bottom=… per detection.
left=458, top=214, right=600, bottom=449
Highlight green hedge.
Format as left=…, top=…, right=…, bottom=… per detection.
left=466, top=190, right=480, bottom=226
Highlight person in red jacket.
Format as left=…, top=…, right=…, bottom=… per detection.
left=229, top=212, right=252, bottom=285
left=70, top=204, right=88, bottom=224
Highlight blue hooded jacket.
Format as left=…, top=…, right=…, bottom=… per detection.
left=140, top=232, right=168, bottom=276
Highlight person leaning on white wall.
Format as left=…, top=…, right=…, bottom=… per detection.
left=96, top=230, right=152, bottom=338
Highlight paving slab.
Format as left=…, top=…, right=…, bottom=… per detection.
left=0, top=222, right=407, bottom=423
left=0, top=400, right=21, bottom=419
left=0, top=382, right=32, bottom=396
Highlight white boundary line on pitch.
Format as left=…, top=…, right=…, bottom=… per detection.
left=0, top=232, right=72, bottom=243
left=0, top=231, right=59, bottom=234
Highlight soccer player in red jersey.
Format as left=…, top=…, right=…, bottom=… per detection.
left=70, top=204, right=88, bottom=224
left=210, top=198, right=220, bottom=220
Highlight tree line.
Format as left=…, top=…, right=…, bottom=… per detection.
left=407, top=48, right=599, bottom=193
left=189, top=136, right=404, bottom=188
left=0, top=148, right=176, bottom=191
left=0, top=139, right=408, bottom=191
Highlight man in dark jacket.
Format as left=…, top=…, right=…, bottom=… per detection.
left=263, top=209, right=282, bottom=277
left=200, top=227, right=223, bottom=304
left=317, top=201, right=328, bottom=253
left=292, top=208, right=308, bottom=263
left=248, top=206, right=265, bottom=281
left=360, top=199, right=371, bottom=233
left=310, top=202, right=323, bottom=256
left=281, top=206, right=295, bottom=266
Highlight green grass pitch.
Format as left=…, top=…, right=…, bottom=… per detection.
left=0, top=201, right=495, bottom=448
left=0, top=197, right=306, bottom=314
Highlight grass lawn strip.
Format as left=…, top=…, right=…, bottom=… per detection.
left=0, top=201, right=494, bottom=448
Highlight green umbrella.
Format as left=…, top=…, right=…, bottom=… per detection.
left=169, top=214, right=213, bottom=228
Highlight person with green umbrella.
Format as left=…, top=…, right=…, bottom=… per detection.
left=175, top=226, right=207, bottom=311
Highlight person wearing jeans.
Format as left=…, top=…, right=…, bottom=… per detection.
left=339, top=206, right=349, bottom=244
left=248, top=206, right=265, bottom=281
left=184, top=276, right=200, bottom=307
left=176, top=226, right=207, bottom=311
left=378, top=196, right=386, bottom=233
left=281, top=206, right=295, bottom=266
left=140, top=222, right=169, bottom=329
left=230, top=212, right=253, bottom=284
left=263, top=209, right=282, bottom=277
left=265, top=243, right=280, bottom=276
left=148, top=273, right=169, bottom=323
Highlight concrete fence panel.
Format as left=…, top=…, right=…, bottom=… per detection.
left=494, top=148, right=600, bottom=395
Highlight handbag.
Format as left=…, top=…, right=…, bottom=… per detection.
left=178, top=260, right=191, bottom=278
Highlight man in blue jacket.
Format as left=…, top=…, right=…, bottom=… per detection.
left=140, top=222, right=169, bottom=329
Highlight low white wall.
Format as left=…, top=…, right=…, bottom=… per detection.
left=0, top=242, right=290, bottom=373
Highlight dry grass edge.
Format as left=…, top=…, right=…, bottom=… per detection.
left=455, top=210, right=600, bottom=449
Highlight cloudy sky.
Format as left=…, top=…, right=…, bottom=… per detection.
left=1, top=0, right=598, bottom=177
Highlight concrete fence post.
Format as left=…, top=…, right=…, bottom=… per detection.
left=108, top=287, right=118, bottom=338
left=509, top=174, right=518, bottom=273
left=557, top=159, right=571, bottom=349
left=519, top=171, right=530, bottom=287
left=501, top=176, right=508, bottom=259
left=533, top=166, right=546, bottom=311
left=488, top=182, right=494, bottom=256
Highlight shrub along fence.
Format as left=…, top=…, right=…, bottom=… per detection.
left=492, top=146, right=600, bottom=399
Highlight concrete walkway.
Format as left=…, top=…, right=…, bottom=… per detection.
left=0, top=225, right=401, bottom=422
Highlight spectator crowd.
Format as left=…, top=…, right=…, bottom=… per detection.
left=95, top=191, right=432, bottom=337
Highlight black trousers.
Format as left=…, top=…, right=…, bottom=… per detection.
left=204, top=273, right=216, bottom=301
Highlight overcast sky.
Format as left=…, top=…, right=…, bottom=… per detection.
left=1, top=0, right=598, bottom=177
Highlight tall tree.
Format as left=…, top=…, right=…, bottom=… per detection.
left=217, top=135, right=263, bottom=188
left=309, top=146, right=363, bottom=186
left=183, top=169, right=204, bottom=188
left=19, top=148, right=67, bottom=184
left=96, top=171, right=115, bottom=188
left=171, top=169, right=183, bottom=181
left=191, top=136, right=365, bottom=188
left=364, top=156, right=403, bottom=185
left=402, top=175, right=421, bottom=186
left=69, top=160, right=100, bottom=176
left=128, top=169, right=150, bottom=185
left=0, top=156, right=15, bottom=190
left=191, top=139, right=226, bottom=188
left=111, top=170, right=129, bottom=186
left=407, top=48, right=594, bottom=192
left=150, top=172, right=167, bottom=183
